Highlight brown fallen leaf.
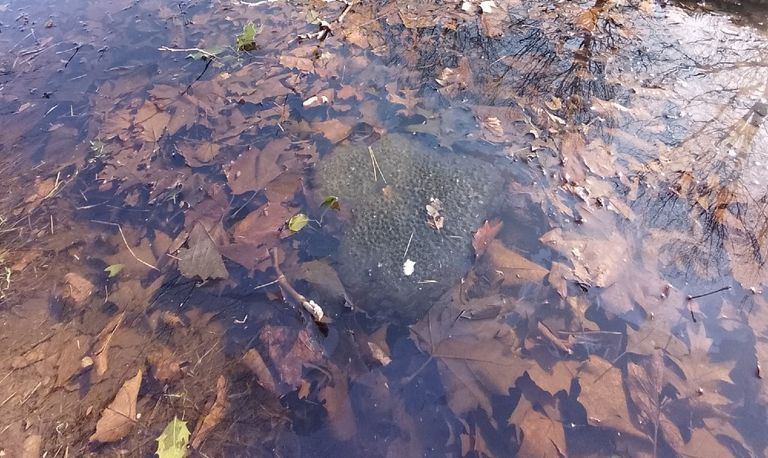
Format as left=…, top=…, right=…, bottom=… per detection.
left=63, top=272, right=94, bottom=305
left=483, top=239, right=548, bottom=286
left=410, top=302, right=530, bottom=416
left=225, top=138, right=296, bottom=195
left=147, top=348, right=182, bottom=383
left=259, top=326, right=323, bottom=392
left=472, top=220, right=503, bottom=257
left=177, top=223, right=229, bottom=281
left=510, top=396, right=566, bottom=457
left=191, top=375, right=229, bottom=450
left=91, top=312, right=126, bottom=378
left=576, top=356, right=647, bottom=441
left=90, top=369, right=143, bottom=443
left=318, top=366, right=357, bottom=441
left=242, top=348, right=278, bottom=394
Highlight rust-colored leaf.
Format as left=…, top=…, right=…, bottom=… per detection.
left=190, top=375, right=229, bottom=450
left=90, top=369, right=142, bottom=443
left=472, top=220, right=503, bottom=257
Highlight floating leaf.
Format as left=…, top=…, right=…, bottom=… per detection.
left=236, top=22, right=260, bottom=51
left=321, top=195, right=340, bottom=210
left=155, top=416, right=190, bottom=458
left=287, top=213, right=309, bottom=232
left=104, top=264, right=124, bottom=278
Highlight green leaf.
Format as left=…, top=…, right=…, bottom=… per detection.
left=155, top=416, right=190, bottom=458
left=104, top=264, right=124, bottom=278
left=236, top=22, right=260, bottom=51
left=320, top=195, right=340, bottom=210
left=288, top=213, right=309, bottom=232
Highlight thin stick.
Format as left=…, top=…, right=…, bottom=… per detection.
left=91, top=220, right=159, bottom=271
left=403, top=230, right=414, bottom=259
left=368, top=146, right=387, bottom=184
left=270, top=249, right=324, bottom=322
left=686, top=286, right=731, bottom=301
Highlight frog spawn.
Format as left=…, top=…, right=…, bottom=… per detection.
left=314, top=134, right=503, bottom=319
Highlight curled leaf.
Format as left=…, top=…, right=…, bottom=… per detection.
left=321, top=195, right=340, bottom=210
left=104, top=264, right=124, bottom=278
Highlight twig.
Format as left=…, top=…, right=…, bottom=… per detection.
left=686, top=285, right=731, bottom=301
left=270, top=249, right=325, bottom=322
left=91, top=220, right=159, bottom=271
left=368, top=146, right=387, bottom=184
left=403, top=230, right=414, bottom=259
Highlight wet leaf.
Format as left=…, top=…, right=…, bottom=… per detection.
left=190, top=375, right=228, bottom=449
left=63, top=272, right=94, bottom=305
left=577, top=356, right=646, bottom=440
left=411, top=303, right=530, bottom=416
left=155, top=417, right=190, bottom=458
left=287, top=213, right=309, bottom=232
left=242, top=348, right=278, bottom=394
left=147, top=348, right=182, bottom=383
left=511, top=397, right=566, bottom=457
left=472, top=220, right=503, bottom=257
left=236, top=22, right=260, bottom=51
left=90, top=369, right=143, bottom=443
left=178, top=223, right=229, bottom=281
left=483, top=239, right=548, bottom=286
left=321, top=195, right=340, bottom=210
left=104, top=264, right=124, bottom=278
left=91, top=312, right=126, bottom=378
left=318, top=366, right=357, bottom=441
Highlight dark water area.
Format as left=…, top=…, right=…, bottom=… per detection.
left=1, top=0, right=768, bottom=456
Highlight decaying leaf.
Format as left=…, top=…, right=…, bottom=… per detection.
left=510, top=396, right=566, bottom=457
left=155, top=416, right=190, bottom=458
left=178, top=223, right=229, bottom=281
left=483, top=239, right=548, bottom=286
left=63, top=272, right=94, bottom=305
left=91, top=312, right=126, bottom=378
left=321, top=195, right=340, bottom=210
left=90, top=369, right=143, bottom=443
left=190, top=375, right=228, bottom=449
left=147, top=348, right=182, bottom=383
left=577, top=356, right=646, bottom=440
left=411, top=303, right=530, bottom=415
left=425, top=197, right=444, bottom=231
left=242, top=348, right=278, bottom=393
left=472, top=220, right=503, bottom=257
left=318, top=366, right=357, bottom=441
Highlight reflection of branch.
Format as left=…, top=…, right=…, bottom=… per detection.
left=270, top=248, right=325, bottom=322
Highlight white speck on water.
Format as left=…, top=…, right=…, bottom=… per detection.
left=403, top=259, right=416, bottom=276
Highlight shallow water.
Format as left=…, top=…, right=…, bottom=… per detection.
left=1, top=0, right=768, bottom=456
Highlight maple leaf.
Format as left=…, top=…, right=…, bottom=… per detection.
left=410, top=301, right=530, bottom=416
left=667, top=323, right=736, bottom=410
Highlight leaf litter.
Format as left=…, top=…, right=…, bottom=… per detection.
left=0, top=0, right=766, bottom=455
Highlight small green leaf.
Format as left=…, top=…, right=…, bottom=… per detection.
left=288, top=213, right=309, bottom=232
left=320, top=195, right=340, bottom=211
left=104, top=264, right=124, bottom=278
left=155, top=416, right=190, bottom=458
left=236, top=22, right=260, bottom=51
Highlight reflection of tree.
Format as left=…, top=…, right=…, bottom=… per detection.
left=646, top=77, right=768, bottom=285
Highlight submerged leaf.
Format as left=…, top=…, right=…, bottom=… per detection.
left=236, top=22, right=260, bottom=51
left=287, top=213, right=309, bottom=232
left=104, top=264, right=124, bottom=278
left=90, top=369, right=143, bottom=443
left=321, top=195, right=340, bottom=210
left=178, top=223, right=229, bottom=281
left=155, top=416, right=190, bottom=458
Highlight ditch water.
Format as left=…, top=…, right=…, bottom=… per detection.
left=0, top=0, right=767, bottom=456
